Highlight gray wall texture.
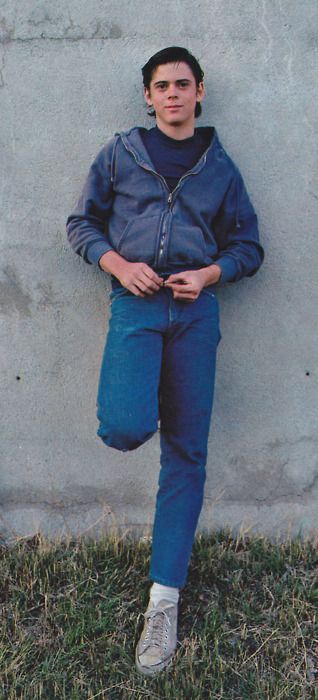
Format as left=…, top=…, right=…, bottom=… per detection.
left=1, top=0, right=318, bottom=543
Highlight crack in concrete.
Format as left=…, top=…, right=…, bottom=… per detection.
left=0, top=486, right=120, bottom=509
left=0, top=497, right=129, bottom=509
left=0, top=16, right=14, bottom=44
left=267, top=435, right=318, bottom=448
left=0, top=33, right=6, bottom=86
left=0, top=265, right=32, bottom=317
left=0, top=52, right=4, bottom=87
left=304, top=115, right=317, bottom=137
left=260, top=0, right=274, bottom=67
left=302, top=472, right=318, bottom=494
left=205, top=491, right=318, bottom=506
left=63, top=8, right=84, bottom=40
left=259, top=0, right=296, bottom=84
left=0, top=35, right=123, bottom=44
left=0, top=9, right=123, bottom=45
left=205, top=433, right=318, bottom=506
left=277, top=0, right=296, bottom=84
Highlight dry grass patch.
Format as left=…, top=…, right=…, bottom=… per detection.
left=0, top=530, right=317, bottom=699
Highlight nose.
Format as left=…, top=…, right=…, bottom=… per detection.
left=167, top=82, right=178, bottom=99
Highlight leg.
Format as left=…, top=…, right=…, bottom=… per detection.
left=97, top=289, right=164, bottom=451
left=149, top=290, right=221, bottom=587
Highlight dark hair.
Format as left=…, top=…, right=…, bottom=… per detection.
left=142, top=46, right=204, bottom=118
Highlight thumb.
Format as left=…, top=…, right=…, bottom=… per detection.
left=165, top=272, right=188, bottom=285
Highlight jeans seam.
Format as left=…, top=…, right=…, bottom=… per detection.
left=201, top=288, right=216, bottom=299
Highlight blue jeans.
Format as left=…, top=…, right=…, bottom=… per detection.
left=97, top=285, right=221, bottom=588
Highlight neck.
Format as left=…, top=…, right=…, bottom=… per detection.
left=155, top=118, right=195, bottom=141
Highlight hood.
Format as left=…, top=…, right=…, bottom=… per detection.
left=117, top=125, right=220, bottom=174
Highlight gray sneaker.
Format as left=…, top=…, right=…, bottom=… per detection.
left=135, top=599, right=178, bottom=675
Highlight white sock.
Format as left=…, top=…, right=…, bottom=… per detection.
left=150, top=582, right=179, bottom=606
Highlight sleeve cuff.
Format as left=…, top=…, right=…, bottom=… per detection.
left=86, top=241, right=114, bottom=266
left=216, top=256, right=239, bottom=284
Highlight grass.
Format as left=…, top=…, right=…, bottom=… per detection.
left=0, top=529, right=317, bottom=699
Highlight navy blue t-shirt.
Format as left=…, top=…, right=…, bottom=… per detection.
left=141, top=126, right=211, bottom=192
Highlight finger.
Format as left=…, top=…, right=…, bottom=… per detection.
left=165, top=272, right=189, bottom=284
left=142, top=266, right=164, bottom=285
left=174, top=291, right=197, bottom=300
left=131, top=284, right=146, bottom=297
left=142, top=286, right=156, bottom=295
left=165, top=280, right=190, bottom=290
left=139, top=273, right=162, bottom=291
left=137, top=277, right=161, bottom=294
left=172, top=287, right=198, bottom=298
left=173, top=292, right=196, bottom=302
left=134, top=279, right=153, bottom=294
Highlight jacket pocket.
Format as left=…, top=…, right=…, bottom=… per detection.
left=167, top=223, right=207, bottom=265
left=117, top=215, right=160, bottom=263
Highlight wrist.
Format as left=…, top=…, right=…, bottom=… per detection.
left=99, top=250, right=129, bottom=278
left=199, top=264, right=222, bottom=287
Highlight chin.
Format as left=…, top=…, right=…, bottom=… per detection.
left=167, top=118, right=183, bottom=126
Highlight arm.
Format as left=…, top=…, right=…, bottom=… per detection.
left=66, top=140, right=116, bottom=265
left=212, top=166, right=264, bottom=284
left=166, top=166, right=264, bottom=301
left=66, top=140, right=163, bottom=295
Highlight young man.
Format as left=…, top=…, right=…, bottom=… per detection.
left=66, top=46, right=264, bottom=675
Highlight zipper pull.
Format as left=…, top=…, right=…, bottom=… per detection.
left=168, top=193, right=172, bottom=204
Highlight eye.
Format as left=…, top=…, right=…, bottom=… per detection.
left=178, top=81, right=190, bottom=88
left=156, top=82, right=167, bottom=90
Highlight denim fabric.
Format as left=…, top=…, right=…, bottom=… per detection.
left=97, top=286, right=221, bottom=588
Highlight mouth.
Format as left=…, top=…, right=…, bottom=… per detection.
left=165, top=105, right=182, bottom=110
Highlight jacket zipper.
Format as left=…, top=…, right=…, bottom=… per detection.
left=121, top=138, right=209, bottom=268
left=124, top=144, right=172, bottom=266
left=156, top=160, right=207, bottom=266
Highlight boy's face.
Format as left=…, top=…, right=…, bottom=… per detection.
left=144, top=61, right=204, bottom=135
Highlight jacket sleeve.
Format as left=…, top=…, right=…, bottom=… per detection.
left=66, top=138, right=116, bottom=265
left=213, top=166, right=264, bottom=284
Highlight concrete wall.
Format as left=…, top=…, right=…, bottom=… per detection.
left=1, top=0, right=318, bottom=543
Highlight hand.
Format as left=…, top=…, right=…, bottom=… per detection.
left=164, top=270, right=205, bottom=301
left=165, top=265, right=221, bottom=302
left=116, top=261, right=164, bottom=297
left=98, top=252, right=164, bottom=297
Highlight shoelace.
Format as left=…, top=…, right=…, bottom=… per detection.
left=142, top=606, right=173, bottom=649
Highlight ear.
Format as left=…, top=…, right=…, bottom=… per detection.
left=196, top=81, right=205, bottom=103
left=144, top=87, right=152, bottom=106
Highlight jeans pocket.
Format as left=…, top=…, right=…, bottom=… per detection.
left=200, top=288, right=221, bottom=344
left=109, top=286, right=131, bottom=303
left=201, top=287, right=216, bottom=299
